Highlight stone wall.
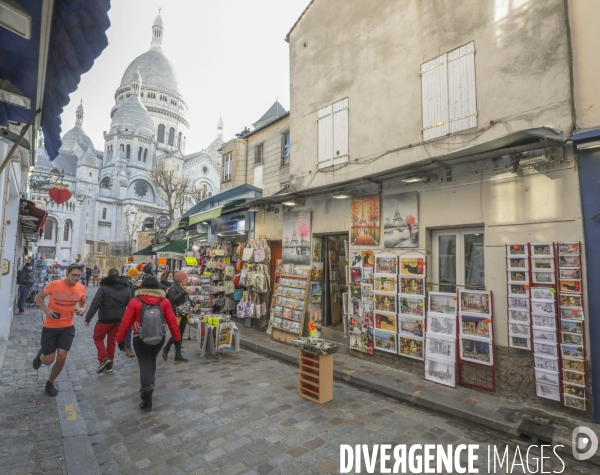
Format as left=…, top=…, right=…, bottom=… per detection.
left=85, top=257, right=128, bottom=277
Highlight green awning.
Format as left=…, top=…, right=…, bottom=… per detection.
left=155, top=239, right=187, bottom=254
left=189, top=206, right=223, bottom=226
left=133, top=244, right=155, bottom=256
left=166, top=219, right=181, bottom=235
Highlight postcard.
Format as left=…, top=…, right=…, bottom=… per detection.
left=531, top=258, right=554, bottom=271
left=532, top=315, right=557, bottom=330
left=559, top=280, right=582, bottom=293
left=424, top=357, right=456, bottom=388
left=399, top=295, right=425, bottom=317
left=564, top=394, right=586, bottom=411
left=398, top=316, right=424, bottom=338
left=560, top=319, right=583, bottom=334
left=350, top=267, right=363, bottom=284
left=532, top=243, right=554, bottom=257
left=400, top=257, right=426, bottom=276
left=561, top=344, right=584, bottom=360
left=374, top=329, right=397, bottom=354
left=509, top=322, right=530, bottom=338
left=350, top=284, right=362, bottom=300
left=558, top=243, right=580, bottom=255
left=351, top=299, right=362, bottom=316
left=508, top=284, right=529, bottom=298
left=459, top=289, right=492, bottom=316
left=292, top=310, right=303, bottom=322
left=560, top=307, right=584, bottom=320
left=399, top=276, right=426, bottom=296
left=362, top=268, right=374, bottom=284
left=535, top=383, right=561, bottom=402
left=559, top=255, right=581, bottom=267
left=532, top=271, right=555, bottom=285
left=534, top=354, right=559, bottom=372
left=507, top=257, right=528, bottom=270
left=533, top=341, right=559, bottom=358
left=534, top=369, right=560, bottom=386
left=426, top=314, right=456, bottom=337
left=428, top=292, right=457, bottom=316
left=532, top=328, right=557, bottom=342
left=399, top=336, right=424, bottom=360
left=508, top=309, right=530, bottom=323
left=360, top=313, right=374, bottom=334
left=531, top=301, right=555, bottom=315
left=508, top=297, right=530, bottom=311
left=508, top=271, right=529, bottom=284
left=375, top=311, right=397, bottom=333
left=563, top=369, right=585, bottom=386
left=361, top=250, right=375, bottom=268
left=563, top=358, right=585, bottom=372
left=460, top=314, right=492, bottom=339
left=374, top=294, right=397, bottom=313
left=374, top=274, right=397, bottom=294
left=361, top=284, right=374, bottom=301
left=349, top=332, right=374, bottom=355
left=509, top=336, right=531, bottom=350
left=350, top=251, right=362, bottom=267
left=530, top=287, right=554, bottom=302
left=559, top=293, right=583, bottom=308
left=563, top=382, right=585, bottom=399
left=460, top=336, right=493, bottom=366
left=310, top=263, right=323, bottom=282
left=375, top=253, right=398, bottom=274
left=559, top=268, right=581, bottom=280
left=507, top=244, right=528, bottom=257
left=562, top=332, right=584, bottom=346
left=425, top=333, right=456, bottom=361
left=348, top=315, right=361, bottom=333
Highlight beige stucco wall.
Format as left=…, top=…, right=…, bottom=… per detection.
left=288, top=0, right=573, bottom=190
left=220, top=139, right=248, bottom=191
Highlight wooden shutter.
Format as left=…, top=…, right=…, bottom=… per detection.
left=332, top=98, right=349, bottom=166
left=318, top=104, right=333, bottom=169
left=448, top=41, right=477, bottom=133
left=421, top=53, right=449, bottom=141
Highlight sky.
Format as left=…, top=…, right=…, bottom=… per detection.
left=59, top=0, right=309, bottom=154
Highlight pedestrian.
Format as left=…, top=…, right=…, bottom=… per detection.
left=16, top=262, right=34, bottom=315
left=84, top=268, right=133, bottom=373
left=91, top=265, right=100, bottom=286
left=159, top=270, right=173, bottom=292
left=32, top=264, right=86, bottom=397
left=122, top=267, right=141, bottom=357
left=85, top=266, right=92, bottom=286
left=162, top=270, right=190, bottom=362
left=116, top=276, right=181, bottom=412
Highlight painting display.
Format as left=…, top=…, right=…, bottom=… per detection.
left=425, top=333, right=455, bottom=361
left=382, top=192, right=418, bottom=248
left=558, top=242, right=580, bottom=255
left=374, top=329, right=397, bottom=354
left=282, top=210, right=311, bottom=266
left=399, top=276, right=425, bottom=297
left=534, top=368, right=560, bottom=386
left=374, top=274, right=397, bottom=294
left=564, top=395, right=586, bottom=411
left=349, top=332, right=374, bottom=354
left=399, top=336, right=424, bottom=360
left=508, top=284, right=529, bottom=298
left=399, top=295, right=424, bottom=317
left=532, top=329, right=557, bottom=342
left=507, top=257, right=528, bottom=270
left=531, top=258, right=554, bottom=271
left=351, top=195, right=380, bottom=246
left=460, top=314, right=492, bottom=338
left=508, top=297, right=530, bottom=310
left=508, top=309, right=530, bottom=323
left=530, top=287, right=554, bottom=302
left=426, top=315, right=455, bottom=336
left=510, top=336, right=531, bottom=350
left=508, top=271, right=528, bottom=284
left=536, top=383, right=561, bottom=402
left=425, top=357, right=455, bottom=388
left=361, top=284, right=374, bottom=301
left=460, top=337, right=493, bottom=366
left=459, top=289, right=491, bottom=315
left=374, top=294, right=396, bottom=313
left=532, top=243, right=553, bottom=257
left=428, top=292, right=457, bottom=316
left=398, top=316, right=424, bottom=338
left=375, top=253, right=398, bottom=274
left=532, top=271, right=555, bottom=285
left=312, top=240, right=322, bottom=262
left=507, top=244, right=528, bottom=257
left=375, top=312, right=397, bottom=333
left=310, top=263, right=323, bottom=282
left=310, top=283, right=322, bottom=304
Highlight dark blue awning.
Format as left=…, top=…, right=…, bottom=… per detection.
left=0, top=0, right=110, bottom=160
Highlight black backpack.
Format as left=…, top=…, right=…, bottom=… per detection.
left=137, top=298, right=166, bottom=345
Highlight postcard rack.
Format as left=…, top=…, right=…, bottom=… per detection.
left=271, top=273, right=310, bottom=344
left=298, top=350, right=333, bottom=404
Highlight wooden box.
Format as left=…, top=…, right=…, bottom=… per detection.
left=299, top=350, right=333, bottom=404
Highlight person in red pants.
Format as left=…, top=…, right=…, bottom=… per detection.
left=84, top=268, right=133, bottom=373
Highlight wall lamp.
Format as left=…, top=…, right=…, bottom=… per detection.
left=401, top=174, right=428, bottom=183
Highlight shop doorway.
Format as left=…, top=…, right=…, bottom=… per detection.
left=431, top=228, right=485, bottom=293
left=317, top=234, right=348, bottom=329
left=269, top=240, right=282, bottom=285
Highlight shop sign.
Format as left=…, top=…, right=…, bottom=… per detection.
left=157, top=257, right=167, bottom=265
left=157, top=252, right=183, bottom=259
left=185, top=257, right=198, bottom=266
left=156, top=215, right=170, bottom=229
left=211, top=215, right=248, bottom=234
left=1, top=259, right=9, bottom=275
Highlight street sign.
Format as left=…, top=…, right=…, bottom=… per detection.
left=156, top=215, right=170, bottom=229
left=143, top=217, right=155, bottom=229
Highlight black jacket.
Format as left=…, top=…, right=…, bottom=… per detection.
left=159, top=280, right=172, bottom=292
left=85, top=275, right=132, bottom=324
left=167, top=281, right=189, bottom=309
left=17, top=269, right=34, bottom=288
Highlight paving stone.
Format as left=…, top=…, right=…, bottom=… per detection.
left=242, top=452, right=267, bottom=468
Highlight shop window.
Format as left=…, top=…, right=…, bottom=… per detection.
left=282, top=131, right=290, bottom=165
left=432, top=228, right=485, bottom=293
left=318, top=98, right=348, bottom=169
left=421, top=41, right=477, bottom=141
left=223, top=153, right=232, bottom=181
left=158, top=124, right=165, bottom=143
left=255, top=143, right=263, bottom=164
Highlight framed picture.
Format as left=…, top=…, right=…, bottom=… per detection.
left=362, top=301, right=374, bottom=319
left=563, top=383, right=586, bottom=399
left=532, top=271, right=555, bottom=285
left=382, top=192, right=418, bottom=248
left=374, top=274, right=397, bottom=294
left=531, top=243, right=554, bottom=257
left=534, top=368, right=560, bottom=386
left=561, top=344, right=584, bottom=360
left=350, top=267, right=363, bottom=284
left=508, top=284, right=529, bottom=298
left=533, top=341, right=559, bottom=358
left=361, top=251, right=375, bottom=268
left=310, top=263, right=323, bottom=281
left=362, top=268, right=373, bottom=284
left=559, top=255, right=581, bottom=268
left=559, top=268, right=581, bottom=280
left=531, top=301, right=555, bottom=315
left=361, top=284, right=374, bottom=301
left=507, top=244, right=528, bottom=257
left=375, top=253, right=398, bottom=274
left=349, top=332, right=374, bottom=355
left=507, top=257, right=528, bottom=270
left=350, top=299, right=362, bottom=317
left=509, top=335, right=531, bottom=350
left=426, top=314, right=456, bottom=337
left=350, top=251, right=362, bottom=267
left=399, top=295, right=425, bottom=317
left=559, top=280, right=582, bottom=293
left=560, top=319, right=584, bottom=334
left=508, top=271, right=529, bottom=284
left=558, top=242, right=580, bottom=255
left=400, top=256, right=426, bottom=276
left=425, top=333, right=456, bottom=361
left=458, top=289, right=492, bottom=316
left=374, top=311, right=397, bottom=333
left=531, top=258, right=555, bottom=271
left=563, top=394, right=586, bottom=412
left=535, top=383, right=561, bottom=401
left=272, top=316, right=283, bottom=328
left=460, top=336, right=493, bottom=366
left=559, top=293, right=583, bottom=308
left=508, top=322, right=530, bottom=338
left=460, top=314, right=492, bottom=339
left=399, top=336, right=424, bottom=360
left=508, top=309, right=530, bottom=323
left=428, top=292, right=457, bottom=316
left=373, top=329, right=397, bottom=354
left=563, top=358, right=585, bottom=372
left=351, top=195, right=380, bottom=245
left=532, top=328, right=557, bottom=342
left=374, top=294, right=396, bottom=313
left=532, top=315, right=557, bottom=330
left=424, top=357, right=456, bottom=388
left=563, top=369, right=586, bottom=386
left=508, top=297, right=530, bottom=311
left=560, top=307, right=584, bottom=320
left=348, top=315, right=361, bottom=333
left=530, top=287, right=554, bottom=302
left=398, top=316, right=424, bottom=338
left=399, top=276, right=426, bottom=297
left=534, top=354, right=559, bottom=372
left=561, top=332, right=584, bottom=346
left=310, top=283, right=323, bottom=304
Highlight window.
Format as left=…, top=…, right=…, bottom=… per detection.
left=126, top=144, right=131, bottom=159
left=44, top=219, right=55, bottom=241
left=89, top=172, right=92, bottom=177
left=223, top=153, right=232, bottom=181
left=158, top=124, right=165, bottom=143
left=432, top=228, right=484, bottom=293
left=140, top=91, right=144, bottom=97
left=102, top=208, right=107, bottom=220
left=318, top=98, right=348, bottom=169
left=138, top=147, right=142, bottom=161
left=178, top=131, right=182, bottom=149
left=100, top=177, right=110, bottom=189
left=421, top=41, right=477, bottom=141
left=255, top=143, right=264, bottom=164
left=120, top=144, right=124, bottom=152
left=143, top=149, right=148, bottom=162
left=168, top=127, right=175, bottom=146
left=282, top=131, right=290, bottom=165
left=63, top=221, right=71, bottom=241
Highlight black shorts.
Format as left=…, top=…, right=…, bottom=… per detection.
left=40, top=326, right=75, bottom=355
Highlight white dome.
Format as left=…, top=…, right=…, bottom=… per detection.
left=153, top=13, right=163, bottom=27
left=120, top=48, right=180, bottom=97
left=111, top=96, right=155, bottom=137
left=60, top=125, right=94, bottom=152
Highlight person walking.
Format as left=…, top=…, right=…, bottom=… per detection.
left=122, top=267, right=141, bottom=357
left=159, top=270, right=173, bottom=292
left=85, top=266, right=92, bottom=286
left=91, top=265, right=101, bottom=286
left=16, top=262, right=34, bottom=315
left=162, top=270, right=190, bottom=362
left=84, top=268, right=132, bottom=373
left=32, top=264, right=86, bottom=396
left=116, top=276, right=181, bottom=412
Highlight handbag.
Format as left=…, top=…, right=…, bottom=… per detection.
left=235, top=259, right=244, bottom=272
left=236, top=243, right=245, bottom=258
left=222, top=242, right=233, bottom=257
left=224, top=264, right=235, bottom=278
left=176, top=301, right=192, bottom=317
left=233, top=288, right=244, bottom=302
left=233, top=275, right=240, bottom=287
left=242, top=242, right=254, bottom=262
left=224, top=280, right=235, bottom=295
left=215, top=245, right=225, bottom=257
left=254, top=239, right=266, bottom=263
left=217, top=282, right=225, bottom=293
left=246, top=268, right=256, bottom=287
left=239, top=266, right=248, bottom=286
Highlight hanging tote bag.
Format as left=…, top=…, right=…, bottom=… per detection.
left=242, top=241, right=254, bottom=262
left=224, top=263, right=235, bottom=279
left=224, top=279, right=236, bottom=295
left=233, top=288, right=244, bottom=302
left=253, top=239, right=266, bottom=263
left=236, top=242, right=245, bottom=258
left=239, top=265, right=248, bottom=287
left=215, top=244, right=225, bottom=257
left=222, top=242, right=233, bottom=257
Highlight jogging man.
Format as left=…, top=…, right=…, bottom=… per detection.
left=32, top=263, right=87, bottom=396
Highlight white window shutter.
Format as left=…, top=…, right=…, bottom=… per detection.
left=421, top=53, right=449, bottom=141
left=448, top=41, right=477, bottom=133
left=332, top=98, right=349, bottom=166
left=318, top=104, right=333, bottom=169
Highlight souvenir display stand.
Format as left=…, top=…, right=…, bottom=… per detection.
left=267, top=260, right=283, bottom=335
left=196, top=316, right=240, bottom=358
left=424, top=291, right=457, bottom=387
left=271, top=267, right=310, bottom=344
left=298, top=351, right=333, bottom=404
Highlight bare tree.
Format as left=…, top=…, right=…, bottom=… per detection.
left=123, top=205, right=144, bottom=254
left=148, top=160, right=192, bottom=220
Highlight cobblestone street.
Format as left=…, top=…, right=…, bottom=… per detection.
left=0, top=288, right=598, bottom=474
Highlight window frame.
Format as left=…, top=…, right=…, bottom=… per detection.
left=255, top=143, right=264, bottom=164
left=281, top=131, right=290, bottom=166
left=223, top=153, right=233, bottom=182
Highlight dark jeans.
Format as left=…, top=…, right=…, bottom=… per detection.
left=125, top=327, right=133, bottom=350
left=165, top=316, right=187, bottom=351
left=18, top=285, right=29, bottom=313
left=132, top=336, right=164, bottom=390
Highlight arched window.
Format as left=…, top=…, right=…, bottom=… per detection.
left=120, top=144, right=124, bottom=152
left=143, top=149, right=148, bottom=162
left=140, top=91, right=144, bottom=97
left=44, top=218, right=55, bottom=241
left=168, top=127, right=175, bottom=146
left=138, top=147, right=142, bottom=161
left=63, top=221, right=71, bottom=241
left=126, top=144, right=131, bottom=159
left=158, top=124, right=165, bottom=143
left=100, top=177, right=111, bottom=189
left=102, top=208, right=107, bottom=220
left=178, top=132, right=182, bottom=149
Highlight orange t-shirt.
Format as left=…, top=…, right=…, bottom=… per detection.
left=43, top=280, right=86, bottom=329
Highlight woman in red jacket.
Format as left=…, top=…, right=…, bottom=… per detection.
left=117, top=276, right=182, bottom=412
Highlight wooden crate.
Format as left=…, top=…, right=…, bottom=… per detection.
left=299, top=350, right=333, bottom=404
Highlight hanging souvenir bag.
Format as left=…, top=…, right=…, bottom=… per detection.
left=235, top=259, right=244, bottom=272
left=215, top=244, right=225, bottom=257
left=254, top=265, right=268, bottom=293
left=239, top=264, right=248, bottom=286
left=217, top=282, right=225, bottom=293
left=233, top=274, right=240, bottom=288
left=254, top=239, right=266, bottom=263
left=246, top=266, right=256, bottom=287
left=242, top=241, right=254, bottom=262
left=216, top=261, right=225, bottom=270
left=208, top=245, right=217, bottom=258
left=236, top=242, right=245, bottom=258
left=222, top=242, right=233, bottom=257
left=233, top=288, right=244, bottom=302
left=224, top=279, right=235, bottom=295
left=224, top=263, right=235, bottom=278
left=224, top=297, right=236, bottom=312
